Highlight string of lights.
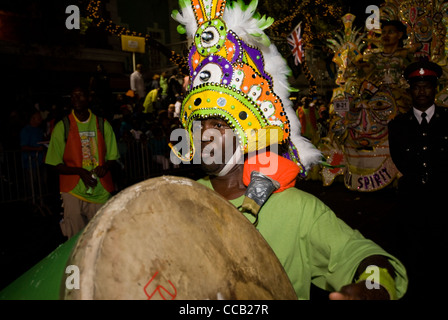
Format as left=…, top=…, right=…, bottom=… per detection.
left=269, top=0, right=343, bottom=46
left=84, top=0, right=342, bottom=92
left=85, top=0, right=188, bottom=72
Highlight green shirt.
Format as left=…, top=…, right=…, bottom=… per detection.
left=143, top=88, right=158, bottom=113
left=197, top=177, right=408, bottom=300
left=45, top=111, right=120, bottom=204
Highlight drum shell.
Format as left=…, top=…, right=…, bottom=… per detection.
left=1, top=176, right=296, bottom=300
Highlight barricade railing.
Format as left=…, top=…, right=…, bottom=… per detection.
left=0, top=139, right=187, bottom=210
left=0, top=150, right=48, bottom=204
left=117, top=138, right=154, bottom=187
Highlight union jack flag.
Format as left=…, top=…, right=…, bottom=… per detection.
left=287, top=22, right=304, bottom=65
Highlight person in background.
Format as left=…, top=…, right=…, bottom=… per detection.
left=143, top=87, right=162, bottom=115
left=148, top=125, right=171, bottom=171
left=20, top=111, right=45, bottom=169
left=388, top=59, right=448, bottom=300
left=167, top=68, right=184, bottom=104
left=20, top=110, right=47, bottom=195
left=149, top=73, right=160, bottom=91
left=173, top=95, right=183, bottom=119
left=159, top=70, right=169, bottom=106
left=359, top=19, right=415, bottom=113
left=45, top=87, right=120, bottom=239
left=130, top=64, right=146, bottom=102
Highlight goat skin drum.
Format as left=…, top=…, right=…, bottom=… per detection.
left=62, top=176, right=297, bottom=300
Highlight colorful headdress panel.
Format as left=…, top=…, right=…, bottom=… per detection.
left=172, top=0, right=322, bottom=173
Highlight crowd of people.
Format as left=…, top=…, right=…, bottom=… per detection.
left=0, top=65, right=193, bottom=237
left=1, top=66, right=186, bottom=168
left=0, top=65, right=194, bottom=248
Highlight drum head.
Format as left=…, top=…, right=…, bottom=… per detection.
left=62, top=176, right=296, bottom=300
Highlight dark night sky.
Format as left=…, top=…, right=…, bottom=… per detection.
left=0, top=0, right=390, bottom=103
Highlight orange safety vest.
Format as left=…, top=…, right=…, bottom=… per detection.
left=60, top=113, right=114, bottom=193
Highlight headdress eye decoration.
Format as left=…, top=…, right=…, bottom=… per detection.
left=195, top=18, right=227, bottom=55
left=171, top=0, right=323, bottom=175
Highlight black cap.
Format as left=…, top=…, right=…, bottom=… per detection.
left=404, top=59, right=443, bottom=83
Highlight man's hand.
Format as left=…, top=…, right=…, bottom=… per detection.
left=55, top=164, right=98, bottom=188
left=92, top=160, right=115, bottom=178
left=92, top=165, right=108, bottom=178
left=79, top=168, right=98, bottom=188
left=329, top=255, right=397, bottom=300
left=329, top=281, right=390, bottom=300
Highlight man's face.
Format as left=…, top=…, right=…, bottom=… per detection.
left=409, top=80, right=436, bottom=111
left=200, top=118, right=239, bottom=175
left=71, top=88, right=89, bottom=112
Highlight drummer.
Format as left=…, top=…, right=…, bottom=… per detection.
left=171, top=0, right=408, bottom=300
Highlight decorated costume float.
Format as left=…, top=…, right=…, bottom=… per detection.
left=320, top=0, right=448, bottom=192
left=320, top=14, right=406, bottom=192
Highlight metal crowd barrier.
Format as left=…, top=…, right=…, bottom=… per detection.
left=0, top=150, right=47, bottom=204
left=117, top=138, right=158, bottom=187
left=0, top=139, right=186, bottom=214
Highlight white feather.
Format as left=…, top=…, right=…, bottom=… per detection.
left=223, top=2, right=322, bottom=169
left=223, top=0, right=267, bottom=48
left=171, top=2, right=197, bottom=46
left=285, top=102, right=323, bottom=170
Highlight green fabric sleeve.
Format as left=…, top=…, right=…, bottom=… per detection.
left=196, top=177, right=408, bottom=299
left=45, top=120, right=66, bottom=166
left=307, top=209, right=408, bottom=298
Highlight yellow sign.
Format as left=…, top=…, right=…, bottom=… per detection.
left=121, top=35, right=146, bottom=53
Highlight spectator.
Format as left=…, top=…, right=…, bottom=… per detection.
left=20, top=110, right=47, bottom=196
left=148, top=125, right=171, bottom=171
left=149, top=73, right=160, bottom=91
left=20, top=110, right=45, bottom=169
left=45, top=87, right=120, bottom=239
left=130, top=64, right=146, bottom=101
left=173, top=95, right=182, bottom=119
left=143, top=87, right=162, bottom=115
left=167, top=103, right=175, bottom=119
left=159, top=71, right=169, bottom=105
left=167, top=69, right=184, bottom=104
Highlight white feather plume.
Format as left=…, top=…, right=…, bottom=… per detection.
left=223, top=0, right=266, bottom=46
left=171, top=0, right=197, bottom=46
left=223, top=1, right=322, bottom=170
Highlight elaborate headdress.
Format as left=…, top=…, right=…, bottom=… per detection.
left=171, top=0, right=322, bottom=175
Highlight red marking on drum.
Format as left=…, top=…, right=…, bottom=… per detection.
left=143, top=271, right=177, bottom=300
